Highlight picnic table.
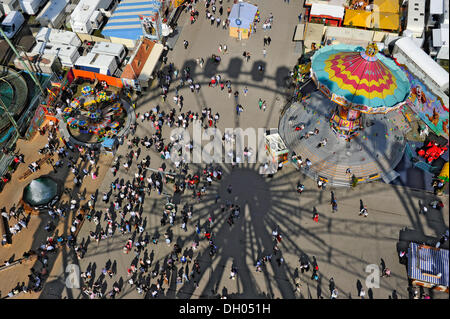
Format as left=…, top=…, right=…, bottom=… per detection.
left=18, top=153, right=53, bottom=181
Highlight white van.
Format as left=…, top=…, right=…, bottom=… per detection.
left=0, top=10, right=25, bottom=39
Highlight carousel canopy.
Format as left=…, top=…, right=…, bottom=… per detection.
left=311, top=43, right=410, bottom=113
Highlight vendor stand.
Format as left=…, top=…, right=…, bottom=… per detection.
left=407, top=242, right=449, bottom=293
left=228, top=2, right=258, bottom=39
left=101, top=137, right=118, bottom=155
left=261, top=131, right=289, bottom=174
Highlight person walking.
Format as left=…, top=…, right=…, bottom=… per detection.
left=262, top=100, right=267, bottom=112
left=183, top=40, right=189, bottom=49
left=298, top=13, right=302, bottom=23
left=258, top=98, right=263, bottom=110
left=331, top=191, right=338, bottom=213
left=263, top=48, right=267, bottom=58
left=264, top=35, right=268, bottom=46
left=243, top=86, right=248, bottom=96
left=267, top=36, right=272, bottom=46
left=236, top=104, right=244, bottom=116
left=313, top=211, right=319, bottom=222
left=359, top=205, right=368, bottom=217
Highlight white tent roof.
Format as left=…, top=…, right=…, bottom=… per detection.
left=310, top=3, right=345, bottom=19
left=395, top=37, right=449, bottom=89
left=430, top=0, right=444, bottom=15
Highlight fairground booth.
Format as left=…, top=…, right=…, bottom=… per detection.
left=408, top=243, right=449, bottom=293
left=228, top=2, right=258, bottom=39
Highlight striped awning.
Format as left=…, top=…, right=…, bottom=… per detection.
left=102, top=0, right=161, bottom=40
left=408, top=243, right=449, bottom=287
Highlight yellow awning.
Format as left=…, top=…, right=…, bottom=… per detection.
left=343, top=10, right=372, bottom=28
left=373, top=0, right=399, bottom=13
left=439, top=162, right=449, bottom=182
left=372, top=12, right=399, bottom=31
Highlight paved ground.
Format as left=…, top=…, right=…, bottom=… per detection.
left=1, top=0, right=448, bottom=300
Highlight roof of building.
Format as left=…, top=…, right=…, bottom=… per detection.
left=372, top=11, right=399, bottom=31
left=305, top=0, right=347, bottom=6
left=394, top=37, right=449, bottom=89
left=36, top=0, right=69, bottom=22
left=408, top=243, right=449, bottom=288
left=75, top=52, right=116, bottom=68
left=373, top=0, right=399, bottom=13
left=121, top=38, right=156, bottom=79
left=310, top=3, right=345, bottom=19
left=294, top=24, right=305, bottom=41
left=102, top=0, right=161, bottom=40
left=70, top=0, right=106, bottom=24
left=35, top=27, right=81, bottom=47
left=343, top=9, right=372, bottom=28
left=325, top=26, right=375, bottom=46
left=430, top=0, right=444, bottom=15
left=31, top=42, right=79, bottom=58
left=406, top=0, right=425, bottom=36
left=138, top=42, right=164, bottom=81
left=303, top=23, right=325, bottom=48
left=91, top=42, right=125, bottom=56
left=228, top=2, right=258, bottom=28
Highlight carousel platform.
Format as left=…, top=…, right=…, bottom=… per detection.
left=279, top=91, right=411, bottom=186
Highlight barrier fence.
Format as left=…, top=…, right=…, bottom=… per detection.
left=71, top=69, right=123, bottom=88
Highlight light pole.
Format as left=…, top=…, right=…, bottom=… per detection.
left=235, top=3, right=243, bottom=40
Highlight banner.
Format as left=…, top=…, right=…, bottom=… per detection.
left=400, top=65, right=449, bottom=139
left=25, top=105, right=46, bottom=140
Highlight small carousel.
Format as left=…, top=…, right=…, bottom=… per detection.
left=62, top=85, right=126, bottom=142
left=310, top=43, right=410, bottom=139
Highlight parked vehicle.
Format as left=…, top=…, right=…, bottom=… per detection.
left=0, top=0, right=20, bottom=15
left=0, top=10, right=25, bottom=39
left=35, top=0, right=68, bottom=28
left=19, top=0, right=47, bottom=15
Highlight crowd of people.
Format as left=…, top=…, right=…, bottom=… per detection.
left=0, top=0, right=447, bottom=301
